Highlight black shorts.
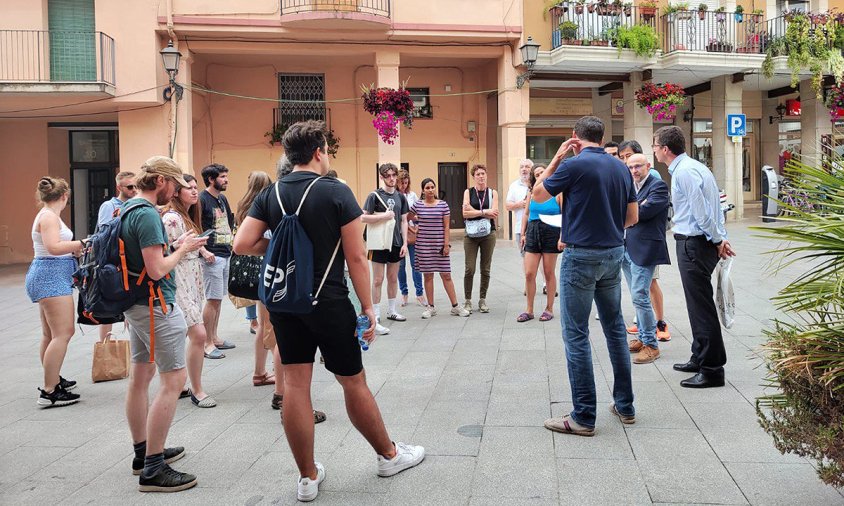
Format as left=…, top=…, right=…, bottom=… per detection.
left=269, top=298, right=362, bottom=376
left=369, top=243, right=402, bottom=264
left=525, top=220, right=561, bottom=254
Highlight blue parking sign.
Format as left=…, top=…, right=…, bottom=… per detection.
left=727, top=114, right=746, bottom=136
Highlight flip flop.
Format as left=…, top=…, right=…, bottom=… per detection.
left=517, top=312, right=534, bottom=323
left=204, top=348, right=226, bottom=359
left=540, top=311, right=554, bottom=322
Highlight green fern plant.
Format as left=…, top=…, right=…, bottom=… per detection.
left=609, top=24, right=660, bottom=57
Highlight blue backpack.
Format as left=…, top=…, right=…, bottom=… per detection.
left=259, top=177, right=340, bottom=314
left=73, top=200, right=160, bottom=323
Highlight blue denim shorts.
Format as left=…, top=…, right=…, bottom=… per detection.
left=25, top=256, right=77, bottom=302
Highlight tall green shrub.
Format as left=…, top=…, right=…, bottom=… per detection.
left=609, top=24, right=660, bottom=57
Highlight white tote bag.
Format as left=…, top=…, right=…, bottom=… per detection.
left=365, top=192, right=396, bottom=251
left=715, top=257, right=735, bottom=329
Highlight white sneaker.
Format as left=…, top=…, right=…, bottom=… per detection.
left=386, top=312, right=407, bottom=322
left=451, top=306, right=470, bottom=317
left=375, top=323, right=391, bottom=335
left=463, top=300, right=473, bottom=314
left=595, top=313, right=600, bottom=320
left=297, top=462, right=325, bottom=502
left=377, top=442, right=425, bottom=477
left=421, top=307, right=437, bottom=319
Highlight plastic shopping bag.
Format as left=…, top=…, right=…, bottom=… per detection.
left=715, top=257, right=735, bottom=329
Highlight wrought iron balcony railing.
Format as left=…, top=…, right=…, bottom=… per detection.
left=0, top=30, right=115, bottom=85
left=280, top=0, right=391, bottom=18
left=662, top=10, right=767, bottom=54
left=550, top=2, right=659, bottom=49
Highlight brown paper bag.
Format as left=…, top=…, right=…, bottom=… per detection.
left=92, top=334, right=131, bottom=382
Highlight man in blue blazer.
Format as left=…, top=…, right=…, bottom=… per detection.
left=623, top=153, right=671, bottom=364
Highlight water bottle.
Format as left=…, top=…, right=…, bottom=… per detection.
left=356, top=315, right=370, bottom=351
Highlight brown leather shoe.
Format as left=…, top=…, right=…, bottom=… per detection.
left=633, top=345, right=660, bottom=364
left=628, top=339, right=644, bottom=353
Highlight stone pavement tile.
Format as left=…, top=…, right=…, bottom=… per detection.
left=493, top=350, right=549, bottom=385
left=549, top=403, right=635, bottom=460
left=724, top=462, right=844, bottom=506
left=34, top=429, right=132, bottom=485
left=449, top=339, right=499, bottom=366
left=0, top=445, right=75, bottom=490
left=627, top=428, right=747, bottom=504
left=500, top=327, right=546, bottom=351
left=469, top=498, right=560, bottom=506
left=226, top=449, right=316, bottom=505
left=392, top=351, right=451, bottom=381
left=412, top=400, right=487, bottom=457
left=431, top=363, right=495, bottom=402
left=318, top=442, right=397, bottom=495
left=0, top=477, right=86, bottom=506
left=665, top=377, right=749, bottom=404
left=556, top=458, right=651, bottom=505
left=486, top=381, right=549, bottom=427
left=384, top=455, right=475, bottom=504
left=631, top=400, right=696, bottom=429
left=471, top=426, right=557, bottom=500
left=0, top=419, right=62, bottom=455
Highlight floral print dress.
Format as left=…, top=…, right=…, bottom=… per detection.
left=162, top=210, right=205, bottom=327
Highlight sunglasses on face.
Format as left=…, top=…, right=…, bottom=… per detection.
left=124, top=185, right=136, bottom=190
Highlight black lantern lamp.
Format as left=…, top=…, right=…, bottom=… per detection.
left=516, top=37, right=541, bottom=89
left=160, top=40, right=183, bottom=102
left=769, top=103, right=787, bottom=124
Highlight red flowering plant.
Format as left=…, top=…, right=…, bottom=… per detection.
left=826, top=83, right=844, bottom=121
left=635, top=82, right=686, bottom=121
left=361, top=80, right=415, bottom=144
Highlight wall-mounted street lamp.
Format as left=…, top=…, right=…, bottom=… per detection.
left=160, top=40, right=183, bottom=102
left=516, top=37, right=541, bottom=89
left=768, top=103, right=787, bottom=124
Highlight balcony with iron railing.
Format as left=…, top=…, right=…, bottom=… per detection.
left=0, top=30, right=115, bottom=89
left=279, top=0, right=391, bottom=28
left=549, top=2, right=659, bottom=49
left=661, top=9, right=768, bottom=54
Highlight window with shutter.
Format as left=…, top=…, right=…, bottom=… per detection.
left=48, top=0, right=96, bottom=81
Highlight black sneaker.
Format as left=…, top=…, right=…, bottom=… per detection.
left=657, top=320, right=667, bottom=332
left=37, top=385, right=80, bottom=408
left=58, top=376, right=77, bottom=391
left=132, top=447, right=186, bottom=475
left=138, top=464, right=197, bottom=493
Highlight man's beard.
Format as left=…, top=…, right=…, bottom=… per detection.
left=213, top=180, right=226, bottom=192
left=156, top=189, right=172, bottom=206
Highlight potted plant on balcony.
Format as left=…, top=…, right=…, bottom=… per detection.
left=546, top=0, right=565, bottom=17
left=574, top=0, right=586, bottom=14
left=707, top=37, right=733, bottom=52
left=676, top=3, right=692, bottom=20
left=560, top=20, right=580, bottom=44
left=697, top=3, right=707, bottom=20
left=361, top=81, right=415, bottom=144
left=750, top=8, right=764, bottom=22
left=635, top=82, right=686, bottom=121
left=715, top=6, right=726, bottom=22
left=592, top=36, right=610, bottom=46
left=325, top=129, right=340, bottom=158
left=588, top=1, right=596, bottom=14
left=608, top=24, right=660, bottom=57
left=264, top=123, right=289, bottom=146
left=623, top=2, right=632, bottom=17
left=596, top=0, right=610, bottom=15
left=640, top=0, right=657, bottom=21
left=609, top=0, right=623, bottom=15
left=734, top=4, right=744, bottom=23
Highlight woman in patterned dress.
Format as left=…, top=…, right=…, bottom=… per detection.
left=411, top=178, right=470, bottom=319
left=162, top=174, right=217, bottom=407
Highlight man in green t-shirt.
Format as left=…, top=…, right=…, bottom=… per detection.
left=121, top=156, right=207, bottom=493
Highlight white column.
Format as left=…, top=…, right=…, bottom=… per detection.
left=172, top=44, right=193, bottom=173
left=711, top=75, right=744, bottom=221
left=375, top=51, right=401, bottom=167
left=623, top=71, right=654, bottom=162
left=760, top=97, right=780, bottom=172
left=591, top=89, right=613, bottom=142
left=799, top=79, right=832, bottom=167
left=498, top=49, right=529, bottom=238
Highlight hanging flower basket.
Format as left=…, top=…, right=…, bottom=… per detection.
left=361, top=82, right=415, bottom=144
left=635, top=82, right=686, bottom=121
left=826, top=84, right=844, bottom=121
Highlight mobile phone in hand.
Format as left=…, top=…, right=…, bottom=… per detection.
left=197, top=230, right=214, bottom=239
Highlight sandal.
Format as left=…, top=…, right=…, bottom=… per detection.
left=517, top=312, right=534, bottom=323
left=274, top=395, right=327, bottom=425
left=191, top=393, right=217, bottom=408
left=253, top=372, right=275, bottom=387
left=204, top=348, right=225, bottom=359
left=179, top=388, right=192, bottom=399
left=539, top=311, right=554, bottom=322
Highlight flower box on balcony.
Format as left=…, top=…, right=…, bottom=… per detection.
left=640, top=6, right=656, bottom=20
left=591, top=39, right=609, bottom=46
left=707, top=42, right=734, bottom=52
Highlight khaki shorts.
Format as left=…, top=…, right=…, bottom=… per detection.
left=203, top=255, right=230, bottom=300
left=124, top=303, right=187, bottom=373
left=652, top=265, right=660, bottom=280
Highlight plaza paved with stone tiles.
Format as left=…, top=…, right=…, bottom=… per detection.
left=1, top=216, right=842, bottom=505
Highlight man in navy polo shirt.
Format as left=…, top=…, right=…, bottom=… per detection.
left=533, top=116, right=639, bottom=436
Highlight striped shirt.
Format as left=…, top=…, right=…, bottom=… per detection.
left=412, top=199, right=451, bottom=273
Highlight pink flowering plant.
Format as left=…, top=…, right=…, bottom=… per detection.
left=826, top=84, right=844, bottom=121
left=635, top=82, right=686, bottom=121
left=361, top=80, right=415, bottom=143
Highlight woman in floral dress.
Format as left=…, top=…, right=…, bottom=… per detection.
left=162, top=174, right=217, bottom=408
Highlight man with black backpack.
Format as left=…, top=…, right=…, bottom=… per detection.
left=234, top=121, right=424, bottom=502
left=121, top=156, right=207, bottom=492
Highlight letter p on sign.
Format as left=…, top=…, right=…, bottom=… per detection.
left=727, top=114, right=746, bottom=137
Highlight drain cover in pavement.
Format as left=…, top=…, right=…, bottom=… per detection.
left=457, top=424, right=483, bottom=438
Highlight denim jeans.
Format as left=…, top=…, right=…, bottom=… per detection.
left=560, top=245, right=634, bottom=428
left=621, top=250, right=658, bottom=348
left=398, top=244, right=423, bottom=297
left=245, top=304, right=257, bottom=321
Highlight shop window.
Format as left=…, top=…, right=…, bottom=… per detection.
left=527, top=136, right=565, bottom=166
left=277, top=74, right=326, bottom=125
left=408, top=88, right=432, bottom=119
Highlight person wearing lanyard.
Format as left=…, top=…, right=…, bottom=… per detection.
left=652, top=126, right=736, bottom=389
left=461, top=164, right=498, bottom=314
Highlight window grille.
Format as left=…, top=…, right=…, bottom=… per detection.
left=277, top=74, right=326, bottom=126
